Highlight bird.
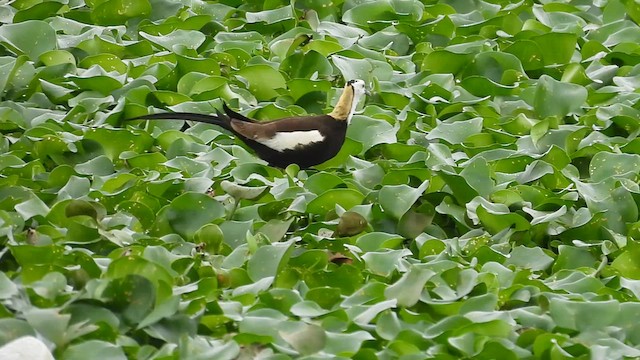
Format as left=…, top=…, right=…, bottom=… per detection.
left=127, top=79, right=367, bottom=169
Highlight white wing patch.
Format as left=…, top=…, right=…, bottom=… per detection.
left=257, top=130, right=325, bottom=152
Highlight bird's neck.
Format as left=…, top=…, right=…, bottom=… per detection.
left=329, top=85, right=359, bottom=123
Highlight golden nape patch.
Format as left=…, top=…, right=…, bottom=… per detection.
left=329, top=84, right=355, bottom=121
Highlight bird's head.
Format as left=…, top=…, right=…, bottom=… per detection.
left=330, top=79, right=367, bottom=124
left=348, top=79, right=367, bottom=101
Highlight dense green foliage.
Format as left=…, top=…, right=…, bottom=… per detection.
left=2, top=0, right=640, bottom=359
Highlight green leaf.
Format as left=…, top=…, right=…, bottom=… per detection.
left=15, top=196, right=49, bottom=220
left=385, top=265, right=435, bottom=306
left=280, top=50, right=332, bottom=78
left=139, top=30, right=206, bottom=51
left=91, top=0, right=151, bottom=25
left=221, top=180, right=268, bottom=200
left=611, top=241, right=640, bottom=280
left=280, top=323, right=326, bottom=355
left=62, top=340, right=127, bottom=360
left=589, top=152, right=640, bottom=182
left=378, top=180, right=429, bottom=219
left=426, top=118, right=483, bottom=144
left=342, top=0, right=424, bottom=29
left=151, top=192, right=225, bottom=239
left=533, top=75, right=587, bottom=118
left=332, top=55, right=393, bottom=83
left=247, top=240, right=294, bottom=281
left=362, top=249, right=412, bottom=277
left=13, top=2, right=65, bottom=22
left=105, top=255, right=173, bottom=288
left=74, top=156, right=115, bottom=176
left=235, top=65, right=286, bottom=101
left=307, top=188, right=365, bottom=216
left=0, top=20, right=56, bottom=60
left=24, top=308, right=95, bottom=347
left=245, top=6, right=294, bottom=24
left=0, top=272, right=18, bottom=300
left=347, top=115, right=397, bottom=152
left=505, top=246, right=554, bottom=272
left=355, top=232, right=402, bottom=252
left=324, top=331, right=374, bottom=356
left=0, top=319, right=36, bottom=345
left=549, top=298, right=619, bottom=331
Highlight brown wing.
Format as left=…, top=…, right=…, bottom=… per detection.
left=229, top=115, right=335, bottom=141
left=230, top=119, right=276, bottom=141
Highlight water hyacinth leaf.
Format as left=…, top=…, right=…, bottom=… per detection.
left=79, top=53, right=126, bottom=73
left=136, top=295, right=180, bottom=329
left=84, top=128, right=154, bottom=161
left=290, top=300, right=330, bottom=317
left=549, top=298, right=619, bottom=331
left=280, top=50, right=333, bottom=78
left=101, top=275, right=155, bottom=325
left=258, top=218, right=294, bottom=242
left=65, top=200, right=100, bottom=220
left=247, top=240, right=294, bottom=281
left=139, top=30, right=206, bottom=51
left=342, top=0, right=424, bottom=28
left=575, top=181, right=638, bottom=234
left=505, top=246, right=554, bottom=271
left=378, top=180, right=429, bottom=219
left=0, top=319, right=35, bottom=345
left=589, top=152, right=640, bottom=182
left=221, top=180, right=268, bottom=200
left=534, top=32, right=578, bottom=66
left=0, top=20, right=56, bottom=60
left=467, top=51, right=526, bottom=82
left=13, top=2, right=65, bottom=22
left=236, top=65, right=286, bottom=101
left=611, top=241, right=640, bottom=280
left=460, top=157, right=493, bottom=198
left=0, top=272, right=18, bottom=300
left=473, top=202, right=531, bottom=233
left=347, top=115, right=397, bottom=152
left=306, top=188, right=365, bottom=216
left=331, top=55, right=395, bottom=84
left=39, top=50, right=76, bottom=67
left=323, top=331, right=374, bottom=356
left=304, top=172, right=344, bottom=195
left=74, top=156, right=115, bottom=176
left=91, top=0, right=151, bottom=25
left=245, top=6, right=294, bottom=24
left=23, top=309, right=78, bottom=347
left=353, top=299, right=397, bottom=325
left=385, top=265, right=435, bottom=306
left=280, top=323, right=326, bottom=355
left=62, top=340, right=127, bottom=360
left=151, top=192, right=225, bottom=239
left=355, top=232, right=403, bottom=252
left=15, top=196, right=49, bottom=220
left=362, top=249, right=412, bottom=277
left=426, top=118, right=483, bottom=144
left=533, top=75, right=587, bottom=118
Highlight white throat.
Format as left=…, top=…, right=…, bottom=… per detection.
left=347, top=80, right=366, bottom=124
left=347, top=93, right=362, bottom=124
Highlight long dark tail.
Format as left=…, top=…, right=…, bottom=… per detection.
left=126, top=111, right=233, bottom=132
